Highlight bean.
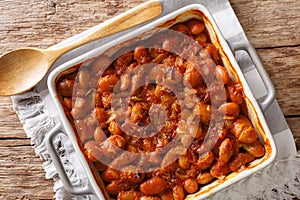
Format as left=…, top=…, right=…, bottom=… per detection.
left=98, top=74, right=119, bottom=93
left=140, top=177, right=166, bottom=195
left=184, top=179, right=198, bottom=194
left=109, top=152, right=139, bottom=169
left=244, top=152, right=255, bottom=163
left=242, top=140, right=265, bottom=157
left=215, top=65, right=230, bottom=85
left=172, top=24, right=191, bottom=36
left=106, top=181, right=119, bottom=195
left=189, top=121, right=203, bottom=139
left=134, top=45, right=149, bottom=64
left=131, top=103, right=144, bottom=123
left=159, top=190, right=173, bottom=200
left=197, top=172, right=214, bottom=185
left=102, top=92, right=112, bottom=108
left=180, top=133, right=194, bottom=147
left=240, top=129, right=258, bottom=144
left=102, top=168, right=120, bottom=182
left=218, top=138, right=233, bottom=165
left=128, top=61, right=138, bottom=71
left=57, top=79, right=74, bottom=97
left=108, top=135, right=126, bottom=148
left=195, top=32, right=207, bottom=46
left=117, top=190, right=141, bottom=200
left=63, top=97, right=72, bottom=111
left=188, top=165, right=201, bottom=178
left=205, top=44, right=222, bottom=65
left=228, top=153, right=248, bottom=172
left=210, top=161, right=231, bottom=179
left=92, top=55, right=112, bottom=73
left=231, top=137, right=240, bottom=156
left=84, top=141, right=102, bottom=162
left=195, top=151, right=215, bottom=170
left=231, top=116, right=258, bottom=144
left=152, top=53, right=169, bottom=64
left=109, top=120, right=123, bottom=135
left=142, top=138, right=155, bottom=152
left=196, top=140, right=214, bottom=155
left=101, top=135, right=126, bottom=157
left=184, top=66, right=203, bottom=88
left=162, top=55, right=176, bottom=67
left=227, top=81, right=243, bottom=104
left=126, top=145, right=138, bottom=153
left=94, top=127, right=107, bottom=144
left=188, top=19, right=205, bottom=35
left=78, top=69, right=90, bottom=88
left=114, top=52, right=133, bottom=76
left=161, top=146, right=187, bottom=168
left=94, top=91, right=103, bottom=107
left=172, top=185, right=185, bottom=200
left=198, top=102, right=212, bottom=124
left=95, top=107, right=108, bottom=123
left=218, top=102, right=240, bottom=118
left=121, top=165, right=144, bottom=183
left=178, top=155, right=191, bottom=170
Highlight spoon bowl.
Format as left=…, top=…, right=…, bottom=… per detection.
left=0, top=48, right=51, bottom=96
left=0, top=0, right=162, bottom=96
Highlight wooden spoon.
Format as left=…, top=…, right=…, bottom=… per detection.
left=0, top=0, right=162, bottom=96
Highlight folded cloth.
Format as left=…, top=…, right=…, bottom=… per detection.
left=12, top=0, right=300, bottom=199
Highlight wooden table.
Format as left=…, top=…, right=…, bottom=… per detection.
left=0, top=0, right=299, bottom=199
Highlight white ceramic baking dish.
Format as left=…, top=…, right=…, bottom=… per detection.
left=46, top=4, right=276, bottom=199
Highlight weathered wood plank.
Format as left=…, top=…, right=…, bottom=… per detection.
left=0, top=0, right=146, bottom=53
left=230, top=0, right=300, bottom=48
left=0, top=145, right=54, bottom=200
left=1, top=0, right=299, bottom=55
left=257, top=46, right=300, bottom=116
left=0, top=139, right=31, bottom=147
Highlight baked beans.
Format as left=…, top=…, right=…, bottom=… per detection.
left=56, top=18, right=265, bottom=199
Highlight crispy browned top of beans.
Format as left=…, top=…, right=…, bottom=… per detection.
left=56, top=18, right=265, bottom=200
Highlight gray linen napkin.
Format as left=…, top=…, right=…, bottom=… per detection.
left=12, top=0, right=299, bottom=199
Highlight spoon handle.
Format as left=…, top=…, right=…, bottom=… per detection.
left=50, top=0, right=162, bottom=58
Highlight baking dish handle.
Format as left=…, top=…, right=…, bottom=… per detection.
left=45, top=122, right=94, bottom=195
left=230, top=42, right=276, bottom=111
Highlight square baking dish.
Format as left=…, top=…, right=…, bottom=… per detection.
left=46, top=4, right=276, bottom=200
